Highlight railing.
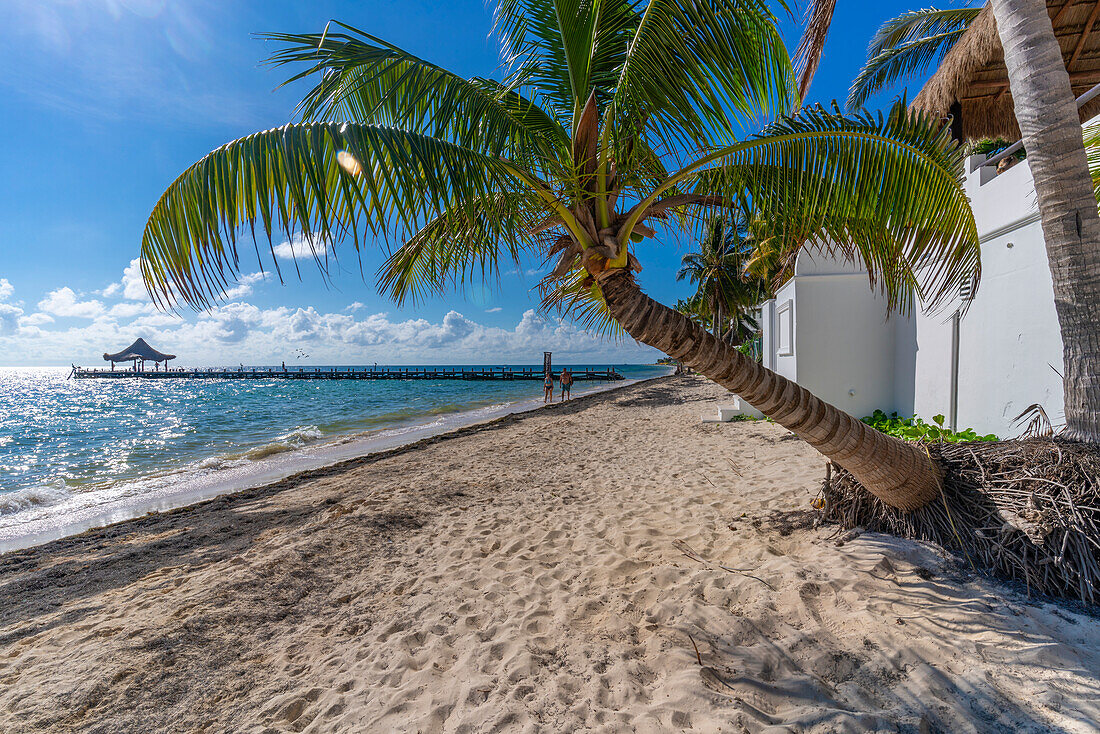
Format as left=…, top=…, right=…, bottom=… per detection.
left=973, top=80, right=1100, bottom=173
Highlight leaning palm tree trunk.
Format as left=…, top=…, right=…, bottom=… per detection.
left=991, top=0, right=1100, bottom=442
left=599, top=269, right=941, bottom=510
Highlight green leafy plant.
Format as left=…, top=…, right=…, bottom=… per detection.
left=734, top=339, right=760, bottom=362
left=967, top=138, right=1026, bottom=163
left=861, top=409, right=997, bottom=443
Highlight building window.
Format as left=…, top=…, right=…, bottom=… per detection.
left=777, top=300, right=793, bottom=356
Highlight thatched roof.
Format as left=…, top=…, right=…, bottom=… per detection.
left=103, top=338, right=176, bottom=363
left=912, top=0, right=1100, bottom=142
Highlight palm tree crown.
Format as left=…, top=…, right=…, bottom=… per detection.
left=677, top=214, right=765, bottom=341
left=141, top=0, right=977, bottom=325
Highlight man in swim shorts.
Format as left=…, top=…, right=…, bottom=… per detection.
left=560, top=368, right=573, bottom=401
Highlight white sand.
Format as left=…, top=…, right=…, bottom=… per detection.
left=1, top=375, right=1098, bottom=733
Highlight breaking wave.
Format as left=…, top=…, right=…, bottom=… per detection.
left=0, top=485, right=72, bottom=516
left=243, top=426, right=324, bottom=460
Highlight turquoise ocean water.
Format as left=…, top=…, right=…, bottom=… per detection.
left=0, top=364, right=668, bottom=550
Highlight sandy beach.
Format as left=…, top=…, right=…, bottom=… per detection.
left=1, top=375, right=1098, bottom=733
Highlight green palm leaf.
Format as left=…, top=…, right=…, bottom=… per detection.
left=262, top=22, right=569, bottom=165
left=608, top=0, right=794, bottom=150
left=847, top=7, right=980, bottom=110
left=493, top=0, right=637, bottom=124
left=1084, top=120, right=1100, bottom=204
left=620, top=102, right=978, bottom=312
left=377, top=191, right=546, bottom=306
left=538, top=268, right=626, bottom=339
left=140, top=122, right=541, bottom=309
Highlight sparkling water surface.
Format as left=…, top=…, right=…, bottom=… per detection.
left=0, top=364, right=667, bottom=549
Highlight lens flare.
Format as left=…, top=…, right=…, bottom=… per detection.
left=337, top=151, right=362, bottom=176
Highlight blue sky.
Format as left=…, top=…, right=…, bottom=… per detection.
left=0, top=0, right=927, bottom=366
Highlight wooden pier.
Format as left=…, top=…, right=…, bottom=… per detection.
left=70, top=366, right=623, bottom=382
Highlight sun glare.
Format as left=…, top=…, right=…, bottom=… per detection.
left=337, top=150, right=363, bottom=176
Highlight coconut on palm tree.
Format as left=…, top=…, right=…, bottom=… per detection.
left=140, top=0, right=979, bottom=510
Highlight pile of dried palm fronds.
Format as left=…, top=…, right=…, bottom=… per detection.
left=820, top=439, right=1100, bottom=604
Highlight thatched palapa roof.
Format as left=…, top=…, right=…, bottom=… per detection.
left=912, top=0, right=1100, bottom=142
left=103, top=338, right=176, bottom=363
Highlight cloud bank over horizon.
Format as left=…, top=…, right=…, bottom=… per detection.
left=0, top=260, right=660, bottom=367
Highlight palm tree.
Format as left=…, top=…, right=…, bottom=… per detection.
left=800, top=0, right=1100, bottom=443
left=674, top=295, right=710, bottom=330
left=140, top=2, right=979, bottom=510
left=846, top=7, right=980, bottom=110
left=990, top=0, right=1100, bottom=442
left=677, top=214, right=765, bottom=342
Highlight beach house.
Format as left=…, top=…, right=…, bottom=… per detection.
left=760, top=153, right=1061, bottom=437
left=759, top=1, right=1100, bottom=437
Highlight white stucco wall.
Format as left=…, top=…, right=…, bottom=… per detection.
left=760, top=251, right=911, bottom=420
left=913, top=156, right=1065, bottom=437
left=761, top=155, right=1065, bottom=438
left=911, top=308, right=954, bottom=425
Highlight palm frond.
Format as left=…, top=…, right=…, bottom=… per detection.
left=793, top=0, right=836, bottom=100
left=1084, top=120, right=1100, bottom=205
left=538, top=268, right=625, bottom=339
left=262, top=23, right=569, bottom=164
left=627, top=102, right=979, bottom=312
left=494, top=0, right=636, bottom=123
left=377, top=191, right=546, bottom=306
left=847, top=7, right=980, bottom=110
left=609, top=0, right=794, bottom=151
left=867, top=6, right=980, bottom=55
left=140, top=122, right=540, bottom=309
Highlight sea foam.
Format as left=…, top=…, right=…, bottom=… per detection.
left=0, top=486, right=72, bottom=516
left=244, top=426, right=324, bottom=460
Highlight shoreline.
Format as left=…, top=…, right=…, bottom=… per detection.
left=0, top=371, right=671, bottom=555
left=3, top=375, right=1098, bottom=732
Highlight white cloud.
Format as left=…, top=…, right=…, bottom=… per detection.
left=485, top=307, right=502, bottom=313
left=108, top=301, right=155, bottom=319
left=20, top=313, right=54, bottom=326
left=345, top=302, right=365, bottom=312
left=0, top=303, right=23, bottom=334
left=120, top=258, right=149, bottom=300
left=0, top=279, right=13, bottom=301
left=273, top=233, right=328, bottom=260
left=1, top=288, right=661, bottom=366
left=37, top=287, right=104, bottom=319
left=217, top=272, right=268, bottom=301
left=98, top=282, right=121, bottom=298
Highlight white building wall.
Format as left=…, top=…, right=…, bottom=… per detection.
left=913, top=156, right=1065, bottom=437
left=910, top=309, right=954, bottom=425
left=770, top=276, right=798, bottom=384
left=760, top=251, right=910, bottom=420
left=760, top=155, right=1065, bottom=438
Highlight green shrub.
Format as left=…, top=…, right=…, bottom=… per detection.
left=861, top=410, right=998, bottom=443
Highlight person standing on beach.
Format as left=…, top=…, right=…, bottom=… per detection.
left=560, top=368, right=573, bottom=401
left=544, top=371, right=554, bottom=403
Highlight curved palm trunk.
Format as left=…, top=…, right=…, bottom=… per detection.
left=992, top=0, right=1100, bottom=442
left=600, top=269, right=941, bottom=511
